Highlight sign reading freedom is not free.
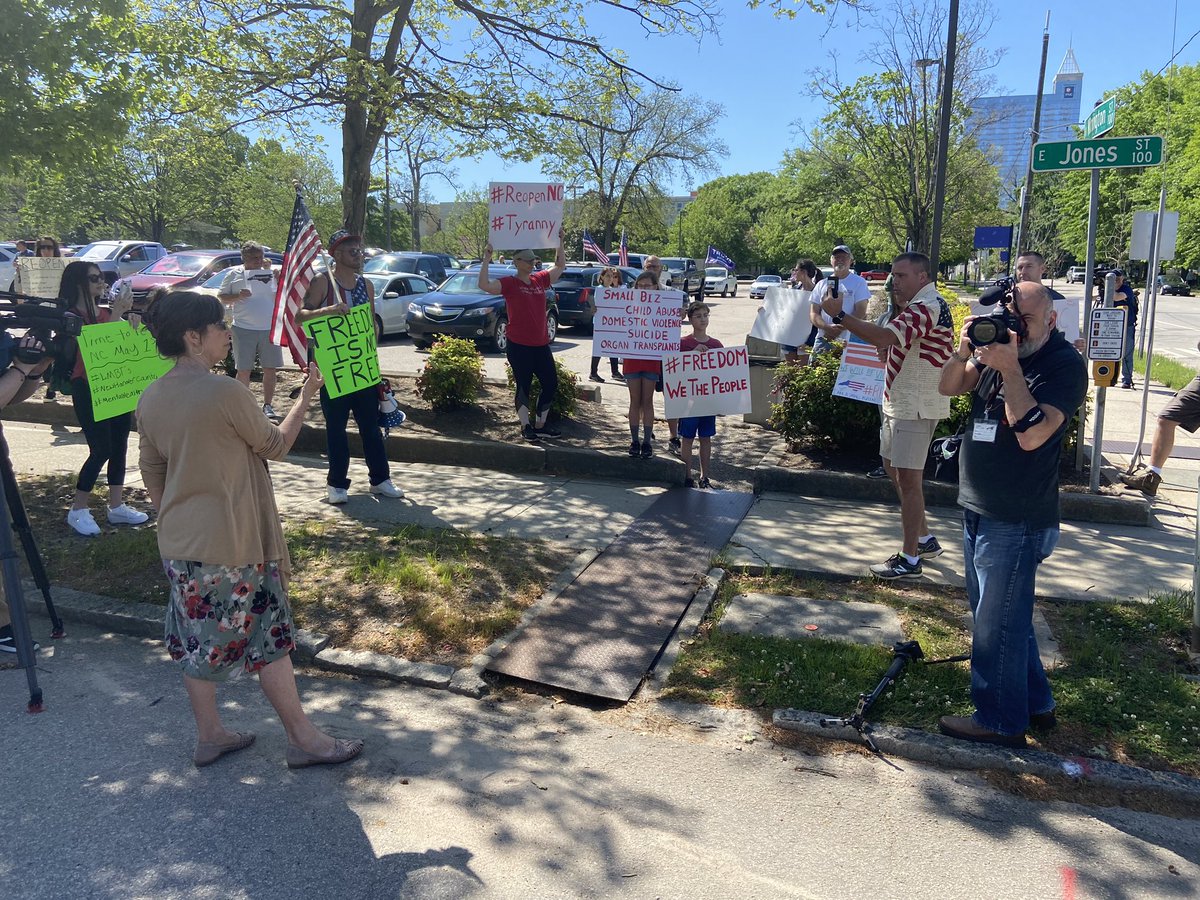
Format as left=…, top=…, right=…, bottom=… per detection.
left=662, top=345, right=752, bottom=419
left=591, top=286, right=683, bottom=361
left=487, top=182, right=564, bottom=251
left=77, top=321, right=173, bottom=421
left=302, top=304, right=380, bottom=399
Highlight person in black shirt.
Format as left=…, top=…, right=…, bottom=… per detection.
left=936, top=283, right=1087, bottom=747
left=1109, top=269, right=1138, bottom=389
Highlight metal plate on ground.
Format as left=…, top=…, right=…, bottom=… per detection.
left=487, top=489, right=756, bottom=701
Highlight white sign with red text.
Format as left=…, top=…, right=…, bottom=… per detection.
left=487, top=182, right=564, bottom=250
left=591, top=286, right=684, bottom=360
left=662, top=345, right=752, bottom=418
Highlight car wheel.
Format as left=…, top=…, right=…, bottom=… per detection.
left=492, top=318, right=509, bottom=353
left=413, top=338, right=432, bottom=350
left=374, top=315, right=384, bottom=342
left=546, top=312, right=558, bottom=344
left=731, top=284, right=737, bottom=296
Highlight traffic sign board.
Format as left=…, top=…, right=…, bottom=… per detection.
left=1083, top=97, right=1116, bottom=140
left=1087, top=308, right=1127, bottom=361
left=1032, top=135, right=1164, bottom=172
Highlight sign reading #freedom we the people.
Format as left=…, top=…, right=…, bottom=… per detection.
left=487, top=182, right=564, bottom=250
left=77, top=321, right=173, bottom=421
left=302, top=304, right=379, bottom=399
left=662, top=345, right=752, bottom=419
left=590, top=286, right=683, bottom=361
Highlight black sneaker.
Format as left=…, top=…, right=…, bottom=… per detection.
left=589, top=373, right=604, bottom=383
left=522, top=425, right=540, bottom=442
left=698, top=477, right=712, bottom=490
left=0, top=625, right=39, bottom=654
left=866, top=465, right=887, bottom=479
left=611, top=372, right=625, bottom=382
left=535, top=424, right=562, bottom=438
left=640, top=441, right=653, bottom=459
left=1029, top=710, right=1058, bottom=731
left=684, top=477, right=695, bottom=488
left=1119, top=468, right=1161, bottom=497
left=869, top=553, right=922, bottom=580
left=917, top=536, right=943, bottom=559
left=669, top=436, right=682, bottom=452
left=628, top=439, right=640, bottom=457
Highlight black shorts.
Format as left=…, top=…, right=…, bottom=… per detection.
left=1159, top=374, right=1200, bottom=433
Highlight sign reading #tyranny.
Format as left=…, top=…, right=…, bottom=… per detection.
left=302, top=304, right=379, bottom=399
left=77, top=321, right=173, bottom=421
left=487, top=182, right=564, bottom=250
left=662, top=345, right=752, bottom=419
left=591, top=286, right=683, bottom=360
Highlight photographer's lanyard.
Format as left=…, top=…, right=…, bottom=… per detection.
left=972, top=369, right=1002, bottom=443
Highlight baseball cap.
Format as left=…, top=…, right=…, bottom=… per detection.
left=831, top=244, right=852, bottom=255
left=511, top=250, right=537, bottom=262
left=328, top=229, right=361, bottom=253
left=1111, top=267, right=1125, bottom=277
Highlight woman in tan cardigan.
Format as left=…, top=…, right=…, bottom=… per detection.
left=138, top=291, right=362, bottom=770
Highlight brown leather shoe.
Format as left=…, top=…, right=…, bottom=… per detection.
left=194, top=732, right=256, bottom=767
left=938, top=715, right=1026, bottom=748
left=1119, top=468, right=1162, bottom=497
left=286, top=737, right=364, bottom=769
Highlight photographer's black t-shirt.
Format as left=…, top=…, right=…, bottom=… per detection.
left=958, top=330, right=1088, bottom=529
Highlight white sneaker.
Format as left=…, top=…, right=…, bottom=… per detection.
left=263, top=403, right=279, bottom=420
left=369, top=479, right=404, bottom=499
left=327, top=486, right=349, bottom=505
left=66, top=508, right=101, bottom=536
left=108, top=504, right=149, bottom=525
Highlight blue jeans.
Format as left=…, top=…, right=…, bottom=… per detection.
left=962, top=510, right=1058, bottom=735
left=319, top=384, right=390, bottom=489
left=1121, top=323, right=1135, bottom=386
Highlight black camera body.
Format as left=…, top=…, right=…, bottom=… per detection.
left=0, top=292, right=83, bottom=369
left=968, top=277, right=1027, bottom=347
left=1093, top=266, right=1118, bottom=287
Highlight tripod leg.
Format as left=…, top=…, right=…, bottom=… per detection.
left=0, top=518, right=44, bottom=712
left=0, top=434, right=63, bottom=637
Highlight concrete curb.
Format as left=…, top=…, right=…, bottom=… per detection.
left=752, top=438, right=1152, bottom=527
left=773, top=707, right=1200, bottom=806
left=644, top=567, right=727, bottom=697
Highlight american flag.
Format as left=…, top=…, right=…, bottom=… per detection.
left=270, top=193, right=323, bottom=366
left=582, top=230, right=607, bottom=263
left=618, top=230, right=629, bottom=267
left=883, top=295, right=954, bottom=400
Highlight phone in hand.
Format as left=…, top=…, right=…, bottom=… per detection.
left=831, top=276, right=840, bottom=297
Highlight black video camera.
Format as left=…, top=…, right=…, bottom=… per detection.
left=0, top=292, right=83, bottom=369
left=968, top=277, right=1027, bottom=347
left=1093, top=265, right=1120, bottom=287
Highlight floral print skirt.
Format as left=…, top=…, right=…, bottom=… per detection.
left=162, top=560, right=295, bottom=682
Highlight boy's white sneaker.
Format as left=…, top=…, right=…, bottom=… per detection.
left=67, top=508, right=101, bottom=536
left=327, top=486, right=349, bottom=505
left=369, top=479, right=404, bottom=499
left=108, top=504, right=149, bottom=525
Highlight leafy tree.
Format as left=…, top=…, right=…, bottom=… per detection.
left=683, top=173, right=776, bottom=269
left=379, top=125, right=460, bottom=251
left=232, top=140, right=343, bottom=249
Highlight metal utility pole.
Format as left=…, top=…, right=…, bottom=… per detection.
left=928, top=0, right=959, bottom=278
left=1016, top=14, right=1051, bottom=250
left=383, top=133, right=393, bottom=252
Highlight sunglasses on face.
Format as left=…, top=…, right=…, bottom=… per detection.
left=37, top=244, right=54, bottom=251
left=87, top=274, right=104, bottom=283
left=339, top=247, right=364, bottom=256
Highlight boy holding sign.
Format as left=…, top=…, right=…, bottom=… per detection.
left=678, top=302, right=723, bottom=489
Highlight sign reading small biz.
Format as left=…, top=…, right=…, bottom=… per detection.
left=487, top=182, right=564, bottom=251
left=590, top=286, right=683, bottom=360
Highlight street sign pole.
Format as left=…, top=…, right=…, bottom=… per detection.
left=1090, top=274, right=1118, bottom=493
left=1076, top=169, right=1100, bottom=473
left=1137, top=213, right=1159, bottom=358
left=1130, top=185, right=1171, bottom=472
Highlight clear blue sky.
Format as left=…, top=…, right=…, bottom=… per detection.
left=329, top=1, right=1200, bottom=202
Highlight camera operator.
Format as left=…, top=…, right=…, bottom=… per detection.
left=0, top=334, right=53, bottom=653
left=1015, top=251, right=1083, bottom=353
left=937, top=283, right=1086, bottom=747
left=1108, top=269, right=1138, bottom=389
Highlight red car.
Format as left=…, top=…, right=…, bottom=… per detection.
left=860, top=269, right=889, bottom=282
left=117, top=248, right=282, bottom=307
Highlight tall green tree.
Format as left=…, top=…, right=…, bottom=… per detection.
left=684, top=173, right=776, bottom=269
left=233, top=140, right=343, bottom=249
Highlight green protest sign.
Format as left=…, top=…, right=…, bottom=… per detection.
left=77, top=321, right=173, bottom=421
left=301, top=303, right=379, bottom=399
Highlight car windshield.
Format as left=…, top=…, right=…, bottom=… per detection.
left=201, top=271, right=226, bottom=289
left=554, top=272, right=590, bottom=286
left=365, top=275, right=392, bottom=293
left=363, top=255, right=403, bottom=273
left=141, top=254, right=212, bottom=277
left=76, top=243, right=122, bottom=261
left=437, top=272, right=492, bottom=295
left=706, top=267, right=728, bottom=277
left=757, top=275, right=782, bottom=284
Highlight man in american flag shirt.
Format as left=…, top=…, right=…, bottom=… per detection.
left=821, top=252, right=954, bottom=580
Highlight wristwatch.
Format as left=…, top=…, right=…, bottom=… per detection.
left=830, top=311, right=845, bottom=325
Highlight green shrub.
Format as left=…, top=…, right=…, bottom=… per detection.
left=416, top=336, right=484, bottom=410
left=505, top=356, right=578, bottom=420
left=768, top=346, right=881, bottom=451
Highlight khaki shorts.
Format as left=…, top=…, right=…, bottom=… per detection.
left=231, top=326, right=285, bottom=371
left=880, top=413, right=938, bottom=470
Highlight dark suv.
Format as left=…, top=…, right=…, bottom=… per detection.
left=405, top=268, right=558, bottom=352
left=552, top=266, right=640, bottom=331
left=364, top=252, right=449, bottom=284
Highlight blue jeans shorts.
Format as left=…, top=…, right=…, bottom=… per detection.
left=624, top=370, right=660, bottom=383
left=679, top=415, right=717, bottom=439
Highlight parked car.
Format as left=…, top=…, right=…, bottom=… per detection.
left=1158, top=275, right=1192, bottom=296
left=748, top=274, right=782, bottom=300
left=405, top=268, right=557, bottom=352
left=0, top=242, right=16, bottom=292
left=73, top=240, right=168, bottom=285
left=363, top=251, right=449, bottom=285
left=703, top=266, right=738, bottom=297
left=660, top=257, right=705, bottom=294
left=1066, top=266, right=1088, bottom=284
left=364, top=272, right=437, bottom=338
left=859, top=269, right=889, bottom=282
left=116, top=249, right=283, bottom=308
left=552, top=266, right=640, bottom=331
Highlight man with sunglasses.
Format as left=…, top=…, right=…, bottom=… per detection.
left=219, top=241, right=285, bottom=420
left=937, top=282, right=1086, bottom=748
left=298, top=229, right=402, bottom=504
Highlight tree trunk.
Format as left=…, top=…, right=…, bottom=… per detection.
left=342, top=100, right=372, bottom=236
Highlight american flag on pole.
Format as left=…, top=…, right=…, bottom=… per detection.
left=270, top=192, right=323, bottom=367
left=618, top=230, right=629, bottom=267
left=582, top=230, right=608, bottom=264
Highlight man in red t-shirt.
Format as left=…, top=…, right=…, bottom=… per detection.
left=478, top=235, right=565, bottom=441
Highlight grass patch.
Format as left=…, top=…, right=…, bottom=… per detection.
left=664, top=572, right=1200, bottom=775
left=1133, top=350, right=1197, bottom=391
left=14, top=474, right=570, bottom=668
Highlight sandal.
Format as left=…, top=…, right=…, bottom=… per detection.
left=194, top=732, right=256, bottom=768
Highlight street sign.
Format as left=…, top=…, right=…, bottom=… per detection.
left=1131, top=210, right=1179, bottom=260
left=1083, top=97, right=1116, bottom=140
left=1087, top=307, right=1127, bottom=361
left=1032, top=135, right=1164, bottom=172
left=972, top=226, right=1013, bottom=249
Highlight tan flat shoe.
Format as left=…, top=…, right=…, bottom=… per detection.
left=194, top=732, right=256, bottom=767
left=286, top=737, right=364, bottom=769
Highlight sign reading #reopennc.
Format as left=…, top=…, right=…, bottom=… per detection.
left=662, top=345, right=752, bottom=418
left=591, top=286, right=683, bottom=360
left=487, top=182, right=564, bottom=250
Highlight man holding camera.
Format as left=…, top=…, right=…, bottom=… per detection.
left=0, top=335, right=53, bottom=653
left=810, top=244, right=870, bottom=355
left=1109, top=269, right=1138, bottom=389
left=937, top=283, right=1086, bottom=747
left=821, top=252, right=954, bottom=579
